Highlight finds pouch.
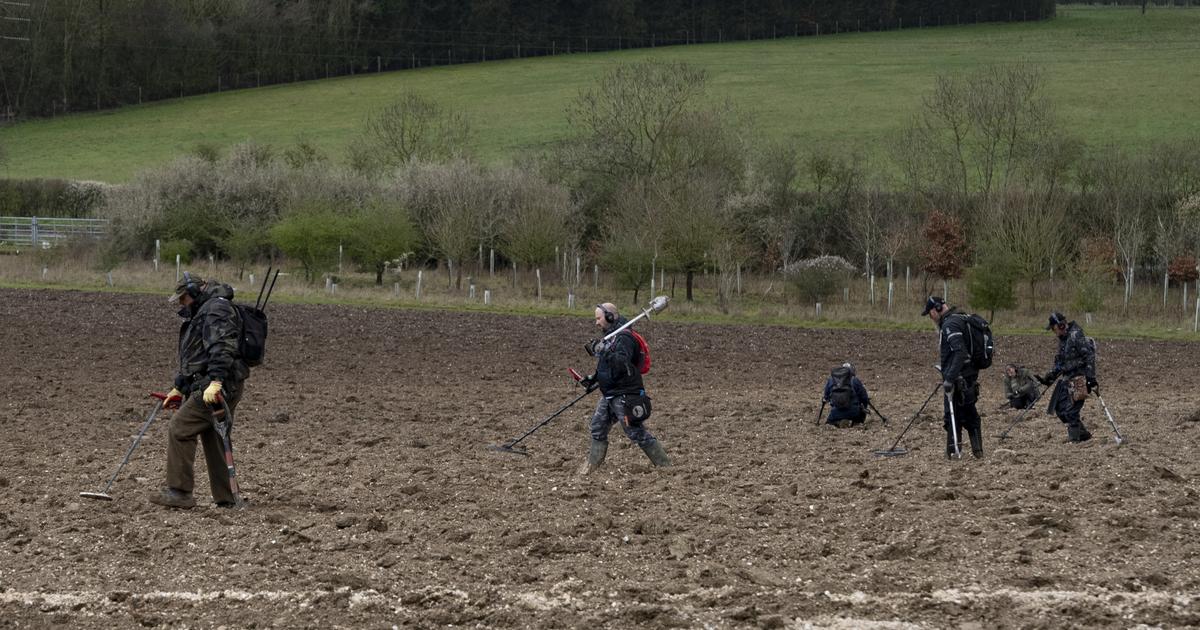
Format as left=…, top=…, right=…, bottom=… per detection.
left=1069, top=375, right=1088, bottom=402
left=624, top=392, right=652, bottom=425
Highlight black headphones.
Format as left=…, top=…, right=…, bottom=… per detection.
left=596, top=304, right=616, bottom=324
left=181, top=271, right=203, bottom=300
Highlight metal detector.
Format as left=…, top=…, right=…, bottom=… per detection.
left=598, top=295, right=670, bottom=343
left=814, top=400, right=827, bottom=426
left=872, top=382, right=941, bottom=457
left=81, top=396, right=165, bottom=501
left=1094, top=393, right=1126, bottom=445
left=996, top=383, right=1051, bottom=441
left=489, top=370, right=596, bottom=456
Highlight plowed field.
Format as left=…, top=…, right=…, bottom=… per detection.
left=2, top=288, right=1198, bottom=628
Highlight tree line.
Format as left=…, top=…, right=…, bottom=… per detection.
left=91, top=59, right=1200, bottom=320
left=0, top=0, right=1053, bottom=119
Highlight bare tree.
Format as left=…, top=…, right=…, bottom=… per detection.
left=496, top=166, right=577, bottom=273
left=1078, top=147, right=1153, bottom=312
left=986, top=188, right=1070, bottom=310
left=352, top=93, right=471, bottom=174
left=399, top=159, right=492, bottom=290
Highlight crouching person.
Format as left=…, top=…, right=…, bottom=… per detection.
left=1003, top=364, right=1041, bottom=410
left=151, top=273, right=250, bottom=509
left=579, top=303, right=669, bottom=474
left=822, top=363, right=870, bottom=427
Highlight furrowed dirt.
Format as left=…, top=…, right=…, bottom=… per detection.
left=2, top=288, right=1198, bottom=628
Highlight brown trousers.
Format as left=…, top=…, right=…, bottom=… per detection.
left=165, top=387, right=241, bottom=504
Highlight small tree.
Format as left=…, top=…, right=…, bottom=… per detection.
left=352, top=93, right=470, bottom=174
left=783, top=255, right=855, bottom=307
left=346, top=201, right=418, bottom=285
left=967, top=241, right=1018, bottom=322
left=270, top=204, right=352, bottom=282
left=497, top=168, right=575, bottom=274
left=921, top=209, right=970, bottom=284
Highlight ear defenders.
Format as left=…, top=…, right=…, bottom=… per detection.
left=181, top=272, right=202, bottom=300
left=596, top=304, right=616, bottom=324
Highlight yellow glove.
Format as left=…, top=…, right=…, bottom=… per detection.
left=203, top=381, right=224, bottom=405
left=164, top=388, right=184, bottom=410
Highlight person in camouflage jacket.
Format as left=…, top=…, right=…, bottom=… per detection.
left=150, top=273, right=250, bottom=509
left=1003, top=364, right=1041, bottom=410
left=1037, top=311, right=1098, bottom=443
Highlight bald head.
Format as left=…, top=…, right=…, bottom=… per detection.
left=594, top=303, right=619, bottom=331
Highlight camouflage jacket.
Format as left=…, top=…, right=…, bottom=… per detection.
left=1004, top=367, right=1040, bottom=400
left=1047, top=322, right=1096, bottom=382
left=174, top=282, right=248, bottom=394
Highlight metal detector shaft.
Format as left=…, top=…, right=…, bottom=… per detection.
left=260, top=270, right=281, bottom=311
left=815, top=400, right=827, bottom=427
left=997, top=383, right=1051, bottom=441
left=82, top=399, right=164, bottom=499
left=1095, top=393, right=1125, bottom=445
left=946, top=392, right=960, bottom=458
left=601, top=296, right=669, bottom=342
left=879, top=382, right=941, bottom=452
left=869, top=402, right=890, bottom=426
left=500, top=387, right=595, bottom=450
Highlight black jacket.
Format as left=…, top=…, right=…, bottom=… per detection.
left=174, top=282, right=249, bottom=394
left=1046, top=322, right=1096, bottom=382
left=593, top=316, right=645, bottom=396
left=938, top=308, right=977, bottom=383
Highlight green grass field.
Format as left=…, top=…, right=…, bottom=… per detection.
left=1, top=5, right=1199, bottom=183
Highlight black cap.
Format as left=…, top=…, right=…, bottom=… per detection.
left=1047, top=311, right=1067, bottom=330
left=921, top=296, right=945, bottom=316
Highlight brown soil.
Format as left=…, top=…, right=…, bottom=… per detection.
left=2, top=288, right=1198, bottom=628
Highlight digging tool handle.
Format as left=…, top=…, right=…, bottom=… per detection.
left=869, top=402, right=890, bottom=426
left=209, top=394, right=241, bottom=499
left=815, top=400, right=826, bottom=427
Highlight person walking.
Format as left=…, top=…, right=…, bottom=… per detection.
left=579, top=303, right=669, bottom=473
left=922, top=296, right=985, bottom=459
left=1037, top=311, right=1098, bottom=443
left=150, top=273, right=250, bottom=509
left=821, top=362, right=871, bottom=428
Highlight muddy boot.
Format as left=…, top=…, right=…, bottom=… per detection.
left=149, top=487, right=196, bottom=509
left=578, top=439, right=608, bottom=475
left=1068, top=422, right=1092, bottom=443
left=640, top=440, right=671, bottom=467
left=968, top=427, right=984, bottom=458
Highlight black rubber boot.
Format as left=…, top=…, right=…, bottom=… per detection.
left=640, top=440, right=671, bottom=467
left=968, top=427, right=984, bottom=458
left=581, top=439, right=608, bottom=474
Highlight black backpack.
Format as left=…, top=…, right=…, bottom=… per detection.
left=961, top=314, right=994, bottom=370
left=829, top=367, right=857, bottom=408
left=234, top=304, right=268, bottom=367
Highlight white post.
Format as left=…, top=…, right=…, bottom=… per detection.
left=869, top=273, right=876, bottom=304
left=106, top=272, right=113, bottom=287
left=843, top=287, right=849, bottom=303
left=469, top=283, right=476, bottom=300
left=816, top=302, right=822, bottom=318
left=416, top=270, right=423, bottom=300
left=1194, top=297, right=1199, bottom=333
left=536, top=268, right=542, bottom=301
left=338, top=244, right=343, bottom=274
left=512, top=261, right=517, bottom=288
left=594, top=264, right=599, bottom=289
left=155, top=239, right=160, bottom=272
left=484, top=289, right=492, bottom=305
left=325, top=276, right=332, bottom=292
left=490, top=248, right=495, bottom=277
left=942, top=280, right=949, bottom=300
left=905, top=266, right=910, bottom=298
left=736, top=264, right=742, bottom=297
left=660, top=268, right=665, bottom=291
left=567, top=290, right=575, bottom=309
left=1164, top=271, right=1169, bottom=308
left=888, top=281, right=894, bottom=314
left=576, top=256, right=581, bottom=286
left=393, top=282, right=400, bottom=296
left=331, top=282, right=337, bottom=294
left=448, top=259, right=454, bottom=288
left=209, top=253, right=214, bottom=273
left=249, top=273, right=254, bottom=287
left=42, top=266, right=47, bottom=279
left=176, top=254, right=181, bottom=281
left=1086, top=312, right=1093, bottom=325
left=650, top=275, right=655, bottom=297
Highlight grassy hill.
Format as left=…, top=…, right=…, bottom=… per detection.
left=2, top=4, right=1199, bottom=183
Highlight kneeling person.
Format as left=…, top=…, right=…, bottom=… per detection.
left=1003, top=364, right=1041, bottom=410
left=580, top=303, right=669, bottom=473
left=822, top=363, right=870, bottom=427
